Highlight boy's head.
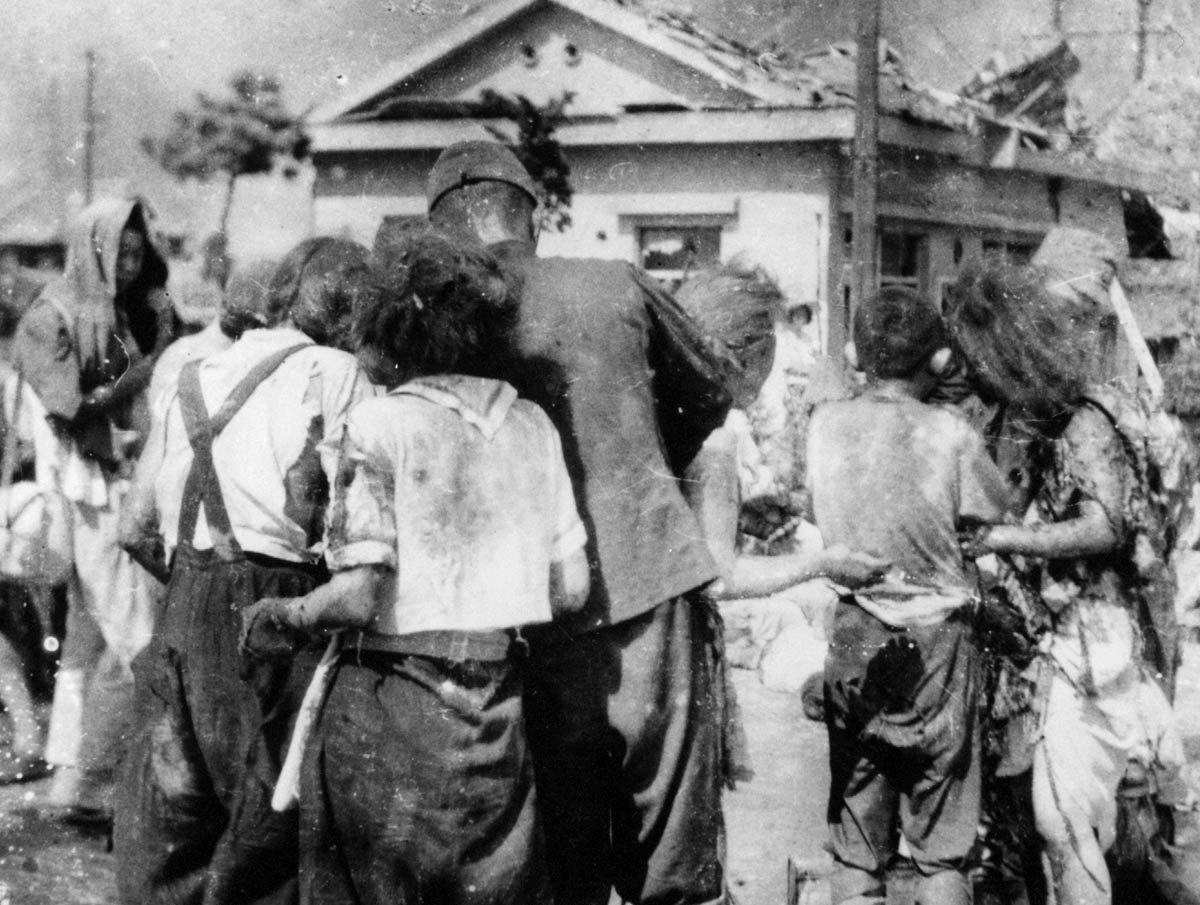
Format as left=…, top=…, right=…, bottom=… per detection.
left=851, top=286, right=950, bottom=381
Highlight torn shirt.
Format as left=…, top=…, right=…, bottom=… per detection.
left=808, top=396, right=1012, bottom=627
left=326, top=375, right=587, bottom=634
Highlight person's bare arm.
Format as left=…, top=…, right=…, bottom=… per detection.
left=117, top=413, right=170, bottom=583
left=683, top=429, right=887, bottom=600
left=715, top=545, right=889, bottom=600
left=248, top=566, right=386, bottom=636
left=239, top=565, right=388, bottom=660
left=977, top=407, right=1123, bottom=561
left=551, top=547, right=590, bottom=616
left=978, top=500, right=1119, bottom=559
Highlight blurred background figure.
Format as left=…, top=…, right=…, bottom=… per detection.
left=148, top=257, right=277, bottom=409
left=167, top=231, right=232, bottom=334
left=11, top=196, right=175, bottom=823
left=0, top=249, right=44, bottom=352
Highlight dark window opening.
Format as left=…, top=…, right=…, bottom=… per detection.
left=982, top=239, right=1037, bottom=266
left=879, top=231, right=927, bottom=290
left=638, top=225, right=721, bottom=275
left=1123, top=189, right=1172, bottom=259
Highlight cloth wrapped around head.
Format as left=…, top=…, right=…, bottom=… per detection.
left=47, top=196, right=169, bottom=370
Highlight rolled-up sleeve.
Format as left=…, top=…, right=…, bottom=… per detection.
left=324, top=412, right=397, bottom=572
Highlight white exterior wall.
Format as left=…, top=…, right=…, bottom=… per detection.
left=536, top=190, right=829, bottom=309
left=313, top=142, right=836, bottom=342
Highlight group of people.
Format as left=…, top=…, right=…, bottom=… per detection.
left=807, top=234, right=1195, bottom=905
left=0, top=135, right=1193, bottom=905
left=0, top=139, right=869, bottom=905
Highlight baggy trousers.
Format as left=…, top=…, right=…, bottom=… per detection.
left=823, top=602, right=982, bottom=905
left=302, top=648, right=551, bottom=905
left=115, top=545, right=324, bottom=905
left=523, top=593, right=726, bottom=905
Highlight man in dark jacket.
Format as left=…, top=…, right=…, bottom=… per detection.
left=427, top=141, right=731, bottom=905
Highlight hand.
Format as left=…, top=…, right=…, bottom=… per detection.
left=239, top=597, right=305, bottom=663
left=819, top=545, right=890, bottom=588
left=82, top=383, right=115, bottom=411
left=961, top=526, right=997, bottom=560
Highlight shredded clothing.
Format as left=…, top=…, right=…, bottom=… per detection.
left=1016, top=400, right=1187, bottom=905
left=326, top=375, right=586, bottom=634
left=807, top=395, right=1011, bottom=627
left=150, top=327, right=377, bottom=563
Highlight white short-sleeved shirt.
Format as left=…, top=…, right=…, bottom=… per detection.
left=147, top=320, right=232, bottom=417
left=153, top=326, right=378, bottom=562
left=326, top=375, right=587, bottom=634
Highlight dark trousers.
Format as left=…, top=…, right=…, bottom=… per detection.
left=115, top=546, right=324, bottom=905
left=523, top=594, right=725, bottom=905
left=301, top=649, right=549, bottom=905
left=823, top=602, right=982, bottom=905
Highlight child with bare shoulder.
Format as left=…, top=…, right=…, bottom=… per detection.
left=807, top=286, right=1013, bottom=905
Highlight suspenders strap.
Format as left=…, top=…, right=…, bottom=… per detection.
left=175, top=343, right=309, bottom=557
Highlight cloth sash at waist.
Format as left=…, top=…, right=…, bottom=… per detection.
left=845, top=581, right=975, bottom=629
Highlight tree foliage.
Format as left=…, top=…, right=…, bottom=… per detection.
left=481, top=90, right=574, bottom=233
left=142, top=71, right=309, bottom=231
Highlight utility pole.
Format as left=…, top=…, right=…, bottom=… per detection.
left=83, top=49, right=96, bottom=205
left=1135, top=0, right=1152, bottom=80
left=850, top=0, right=880, bottom=328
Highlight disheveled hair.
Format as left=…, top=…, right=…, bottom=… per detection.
left=219, top=258, right=278, bottom=340
left=675, top=258, right=782, bottom=402
left=943, top=258, right=1101, bottom=421
left=356, top=222, right=517, bottom=388
left=266, top=238, right=373, bottom=351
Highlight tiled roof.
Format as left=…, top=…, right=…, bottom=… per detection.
left=623, top=1, right=1054, bottom=138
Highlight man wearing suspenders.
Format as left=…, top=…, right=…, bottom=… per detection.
left=114, top=239, right=377, bottom=905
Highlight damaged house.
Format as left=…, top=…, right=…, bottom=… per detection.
left=304, top=0, right=1180, bottom=353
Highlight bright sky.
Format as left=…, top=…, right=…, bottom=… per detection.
left=0, top=0, right=1183, bottom=248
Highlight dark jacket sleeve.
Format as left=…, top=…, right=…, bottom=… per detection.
left=13, top=297, right=82, bottom=420
left=631, top=266, right=734, bottom=474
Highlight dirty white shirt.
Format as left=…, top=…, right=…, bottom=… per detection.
left=152, top=326, right=378, bottom=562
left=327, top=375, right=588, bottom=634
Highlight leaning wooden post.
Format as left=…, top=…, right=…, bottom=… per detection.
left=1110, top=277, right=1165, bottom=403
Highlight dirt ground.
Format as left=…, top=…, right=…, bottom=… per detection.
left=2, top=647, right=1200, bottom=904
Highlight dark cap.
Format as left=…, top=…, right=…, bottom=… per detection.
left=425, top=141, right=538, bottom=210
